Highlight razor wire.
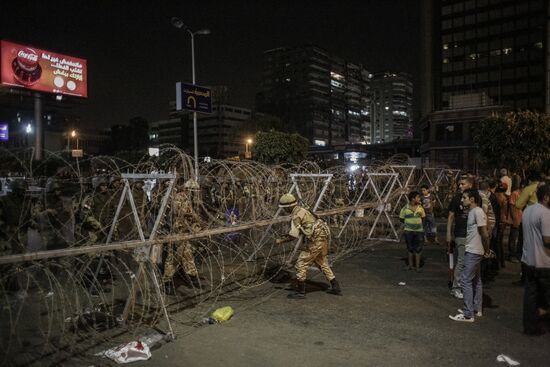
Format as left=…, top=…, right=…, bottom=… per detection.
left=0, top=145, right=459, bottom=366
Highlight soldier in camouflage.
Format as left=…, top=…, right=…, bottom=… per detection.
left=276, top=193, right=342, bottom=298
left=162, top=181, right=201, bottom=294
left=0, top=179, right=30, bottom=255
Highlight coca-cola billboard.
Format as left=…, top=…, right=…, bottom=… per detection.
left=0, top=40, right=87, bottom=98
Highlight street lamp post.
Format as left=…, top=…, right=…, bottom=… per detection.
left=171, top=17, right=210, bottom=185
left=245, top=138, right=252, bottom=159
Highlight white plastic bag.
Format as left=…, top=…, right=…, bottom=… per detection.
left=97, top=340, right=151, bottom=364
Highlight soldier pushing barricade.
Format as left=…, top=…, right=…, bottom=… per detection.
left=276, top=193, right=342, bottom=299
left=162, top=179, right=202, bottom=295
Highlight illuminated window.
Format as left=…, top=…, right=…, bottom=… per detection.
left=314, top=140, right=326, bottom=146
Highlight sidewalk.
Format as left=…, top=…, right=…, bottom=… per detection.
left=121, top=242, right=549, bottom=367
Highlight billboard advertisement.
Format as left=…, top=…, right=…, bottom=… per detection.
left=0, top=123, right=7, bottom=142
left=0, top=40, right=87, bottom=97
left=176, top=82, right=212, bottom=113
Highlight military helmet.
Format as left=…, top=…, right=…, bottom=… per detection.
left=46, top=180, right=62, bottom=193
left=92, top=176, right=108, bottom=189
left=278, top=193, right=297, bottom=208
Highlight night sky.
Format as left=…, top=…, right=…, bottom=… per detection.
left=0, top=0, right=420, bottom=129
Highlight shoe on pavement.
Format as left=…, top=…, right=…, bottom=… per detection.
left=449, top=313, right=474, bottom=322
left=458, top=308, right=482, bottom=317
left=451, top=290, right=464, bottom=299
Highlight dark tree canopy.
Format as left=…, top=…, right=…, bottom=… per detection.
left=253, top=130, right=309, bottom=164
left=473, top=111, right=550, bottom=173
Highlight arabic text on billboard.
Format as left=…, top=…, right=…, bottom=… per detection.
left=0, top=123, right=7, bottom=142
left=176, top=82, right=212, bottom=113
left=0, top=40, right=87, bottom=97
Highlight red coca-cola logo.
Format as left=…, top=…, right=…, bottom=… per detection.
left=11, top=47, right=41, bottom=86
left=16, top=48, right=39, bottom=71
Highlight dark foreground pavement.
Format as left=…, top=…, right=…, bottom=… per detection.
left=130, top=242, right=549, bottom=367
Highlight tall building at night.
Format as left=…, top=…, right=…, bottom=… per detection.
left=369, top=72, right=414, bottom=143
left=420, top=0, right=550, bottom=116
left=256, top=45, right=371, bottom=146
left=419, top=0, right=550, bottom=169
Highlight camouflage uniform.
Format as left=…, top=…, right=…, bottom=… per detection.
left=40, top=182, right=72, bottom=250
left=289, top=206, right=335, bottom=282
left=162, top=189, right=200, bottom=283
left=0, top=181, right=29, bottom=255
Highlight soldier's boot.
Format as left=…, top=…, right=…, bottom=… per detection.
left=326, top=278, right=342, bottom=296
left=287, top=281, right=306, bottom=299
left=190, top=275, right=201, bottom=289
left=163, top=282, right=177, bottom=296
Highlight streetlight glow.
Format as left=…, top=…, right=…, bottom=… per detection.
left=25, top=123, right=32, bottom=134
left=247, top=138, right=253, bottom=144
left=71, top=130, right=77, bottom=138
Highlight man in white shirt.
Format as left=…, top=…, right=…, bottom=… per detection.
left=450, top=189, right=490, bottom=322
left=521, top=184, right=550, bottom=335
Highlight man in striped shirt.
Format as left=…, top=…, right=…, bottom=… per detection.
left=400, top=191, right=426, bottom=272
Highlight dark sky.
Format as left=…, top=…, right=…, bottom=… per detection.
left=1, top=0, right=420, bottom=129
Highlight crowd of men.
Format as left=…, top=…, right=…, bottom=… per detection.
left=400, top=168, right=550, bottom=335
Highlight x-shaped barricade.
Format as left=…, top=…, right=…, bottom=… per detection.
left=337, top=172, right=399, bottom=241
left=98, top=172, right=177, bottom=339
left=389, top=165, right=416, bottom=214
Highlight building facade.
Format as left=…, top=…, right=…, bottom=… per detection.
left=256, top=45, right=371, bottom=147
left=419, top=0, right=550, bottom=169
left=369, top=72, right=414, bottom=143
left=420, top=0, right=550, bottom=117
left=151, top=94, right=255, bottom=159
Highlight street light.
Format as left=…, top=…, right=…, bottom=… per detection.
left=67, top=129, right=79, bottom=150
left=171, top=17, right=210, bottom=184
left=245, top=138, right=253, bottom=159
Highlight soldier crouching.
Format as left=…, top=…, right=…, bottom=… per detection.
left=276, top=193, right=342, bottom=299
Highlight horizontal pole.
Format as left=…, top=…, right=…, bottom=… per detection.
left=0, top=203, right=379, bottom=265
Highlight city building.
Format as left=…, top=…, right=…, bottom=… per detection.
left=419, top=0, right=550, bottom=169
left=369, top=72, right=414, bottom=143
left=420, top=0, right=550, bottom=116
left=151, top=88, right=256, bottom=159
left=256, top=45, right=371, bottom=147
left=419, top=93, right=509, bottom=169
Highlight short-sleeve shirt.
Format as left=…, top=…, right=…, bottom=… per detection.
left=448, top=193, right=469, bottom=238
left=466, top=206, right=487, bottom=255
left=399, top=204, right=425, bottom=232
left=421, top=194, right=434, bottom=214
left=521, top=203, right=550, bottom=268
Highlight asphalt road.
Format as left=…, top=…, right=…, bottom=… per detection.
left=123, top=242, right=549, bottom=367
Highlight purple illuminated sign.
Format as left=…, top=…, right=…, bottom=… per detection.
left=0, top=123, right=8, bottom=142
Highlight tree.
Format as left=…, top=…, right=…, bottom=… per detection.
left=254, top=130, right=309, bottom=164
left=473, top=111, right=550, bottom=173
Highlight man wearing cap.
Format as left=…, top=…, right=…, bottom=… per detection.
left=276, top=193, right=341, bottom=298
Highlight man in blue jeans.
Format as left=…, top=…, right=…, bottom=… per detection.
left=447, top=176, right=474, bottom=299
left=449, top=189, right=490, bottom=322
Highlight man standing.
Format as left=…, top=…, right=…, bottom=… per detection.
left=276, top=193, right=341, bottom=298
left=400, top=191, right=426, bottom=271
left=447, top=176, right=474, bottom=299
left=449, top=189, right=489, bottom=322
left=420, top=185, right=436, bottom=244
left=521, top=184, right=550, bottom=335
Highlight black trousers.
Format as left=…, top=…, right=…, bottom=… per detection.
left=523, top=264, right=550, bottom=334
